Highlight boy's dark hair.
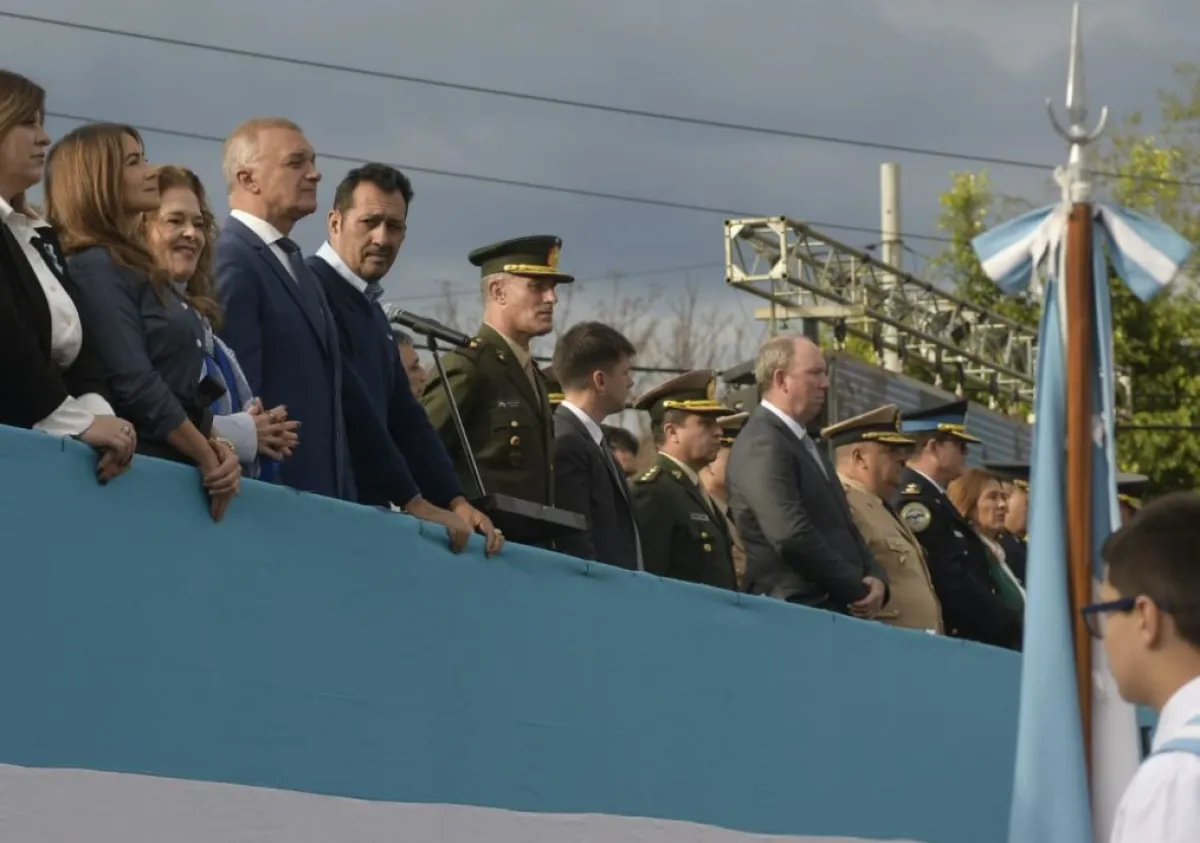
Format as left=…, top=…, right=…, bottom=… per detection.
left=1103, top=491, right=1200, bottom=647
left=333, top=163, right=414, bottom=213
left=552, top=322, right=636, bottom=391
left=602, top=424, right=639, bottom=456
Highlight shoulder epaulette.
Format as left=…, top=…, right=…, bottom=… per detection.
left=635, top=465, right=661, bottom=484
left=901, top=482, right=922, bottom=496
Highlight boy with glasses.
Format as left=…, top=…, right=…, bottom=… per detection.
left=1084, top=492, right=1200, bottom=842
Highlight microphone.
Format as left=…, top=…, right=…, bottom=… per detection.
left=382, top=305, right=472, bottom=349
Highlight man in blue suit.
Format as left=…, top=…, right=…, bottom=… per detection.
left=215, top=117, right=352, bottom=500
left=307, top=163, right=502, bottom=555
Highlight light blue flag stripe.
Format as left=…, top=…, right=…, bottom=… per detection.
left=1006, top=277, right=1092, bottom=843
left=972, top=199, right=1193, bottom=843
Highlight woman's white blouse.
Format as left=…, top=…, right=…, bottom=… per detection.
left=0, top=196, right=114, bottom=436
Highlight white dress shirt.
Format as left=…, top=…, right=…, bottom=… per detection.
left=315, top=241, right=368, bottom=295
left=0, top=196, right=114, bottom=436
left=230, top=210, right=295, bottom=280
left=560, top=399, right=605, bottom=447
left=761, top=399, right=829, bottom=478
left=1110, top=675, right=1200, bottom=842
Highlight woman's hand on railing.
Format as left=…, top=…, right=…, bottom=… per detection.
left=200, top=438, right=241, bottom=522
left=77, top=415, right=136, bottom=484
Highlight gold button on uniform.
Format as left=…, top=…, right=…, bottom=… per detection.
left=510, top=435, right=521, bottom=446
left=510, top=420, right=519, bottom=428
left=703, top=543, right=712, bottom=552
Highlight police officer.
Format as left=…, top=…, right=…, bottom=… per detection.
left=421, top=235, right=572, bottom=506
left=894, top=399, right=1021, bottom=650
left=631, top=370, right=738, bottom=591
left=1118, top=472, right=1149, bottom=526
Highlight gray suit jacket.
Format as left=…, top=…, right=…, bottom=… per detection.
left=727, top=405, right=886, bottom=611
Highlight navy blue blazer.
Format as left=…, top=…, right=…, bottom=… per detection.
left=307, top=254, right=463, bottom=508
left=214, top=217, right=353, bottom=500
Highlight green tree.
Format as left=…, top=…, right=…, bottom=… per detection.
left=1093, top=63, right=1200, bottom=493
left=924, top=64, right=1200, bottom=493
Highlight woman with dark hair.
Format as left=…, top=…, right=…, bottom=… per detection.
left=44, top=123, right=240, bottom=520
left=142, top=164, right=298, bottom=478
left=0, top=69, right=135, bottom=482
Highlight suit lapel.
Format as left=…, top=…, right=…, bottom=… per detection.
left=224, top=218, right=329, bottom=354
left=1, top=226, right=52, bottom=352
left=557, top=405, right=633, bottom=506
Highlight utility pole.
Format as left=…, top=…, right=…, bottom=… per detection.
left=879, top=163, right=903, bottom=372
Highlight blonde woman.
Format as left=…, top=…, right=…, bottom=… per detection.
left=45, top=123, right=240, bottom=520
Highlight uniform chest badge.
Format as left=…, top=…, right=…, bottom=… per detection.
left=900, top=502, right=932, bottom=533
left=902, top=483, right=921, bottom=495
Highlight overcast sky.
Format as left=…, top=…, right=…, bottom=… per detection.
left=3, top=0, right=1196, bottom=357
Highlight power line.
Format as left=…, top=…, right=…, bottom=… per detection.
left=6, top=9, right=1200, bottom=189
left=43, top=109, right=956, bottom=244
left=396, top=261, right=724, bottom=304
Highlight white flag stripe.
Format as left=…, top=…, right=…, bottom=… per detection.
left=0, top=764, right=921, bottom=843
left=1100, top=208, right=1185, bottom=287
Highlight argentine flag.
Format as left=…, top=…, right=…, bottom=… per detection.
left=973, top=200, right=1193, bottom=843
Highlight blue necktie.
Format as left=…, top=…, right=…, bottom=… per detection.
left=363, top=283, right=384, bottom=305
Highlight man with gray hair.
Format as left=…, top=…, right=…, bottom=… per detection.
left=421, top=235, right=571, bottom=509
left=215, top=116, right=355, bottom=499
left=726, top=335, right=888, bottom=615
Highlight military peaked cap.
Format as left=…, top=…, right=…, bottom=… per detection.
left=821, top=404, right=915, bottom=448
left=985, top=462, right=1031, bottom=492
left=469, top=234, right=575, bottom=283
left=716, top=411, right=749, bottom=447
left=633, top=370, right=731, bottom=422
left=900, top=399, right=983, bottom=444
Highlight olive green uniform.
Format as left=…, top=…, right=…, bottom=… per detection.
left=632, top=453, right=738, bottom=590
left=421, top=324, right=555, bottom=505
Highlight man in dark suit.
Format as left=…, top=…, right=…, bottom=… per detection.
left=215, top=117, right=353, bottom=501
left=630, top=370, right=738, bottom=590
left=307, top=163, right=501, bottom=554
left=550, top=321, right=640, bottom=569
left=895, top=400, right=1020, bottom=649
left=421, top=236, right=571, bottom=507
left=727, top=335, right=888, bottom=615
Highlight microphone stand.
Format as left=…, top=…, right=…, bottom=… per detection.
left=427, top=334, right=486, bottom=498
left=402, top=318, right=585, bottom=546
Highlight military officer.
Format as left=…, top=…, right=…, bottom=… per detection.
left=541, top=365, right=565, bottom=408
left=631, top=370, right=738, bottom=591
left=985, top=462, right=1030, bottom=585
left=421, top=235, right=572, bottom=507
left=894, top=399, right=1021, bottom=650
left=824, top=405, right=943, bottom=634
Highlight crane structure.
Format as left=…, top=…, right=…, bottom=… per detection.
left=724, top=216, right=1039, bottom=408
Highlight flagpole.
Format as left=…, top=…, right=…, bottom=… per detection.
left=1048, top=0, right=1109, bottom=779
left=1064, top=201, right=1094, bottom=770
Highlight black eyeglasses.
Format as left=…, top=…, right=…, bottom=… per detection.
left=1080, top=597, right=1138, bottom=639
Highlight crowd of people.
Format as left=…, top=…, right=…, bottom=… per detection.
left=0, top=67, right=1161, bottom=655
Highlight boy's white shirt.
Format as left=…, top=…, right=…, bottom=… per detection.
left=1110, top=675, right=1200, bottom=842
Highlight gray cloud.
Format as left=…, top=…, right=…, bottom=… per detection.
left=4, top=0, right=1194, bottom=348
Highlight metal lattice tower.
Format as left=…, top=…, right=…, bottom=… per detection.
left=724, top=216, right=1039, bottom=407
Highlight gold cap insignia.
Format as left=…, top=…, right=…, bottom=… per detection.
left=546, top=244, right=560, bottom=270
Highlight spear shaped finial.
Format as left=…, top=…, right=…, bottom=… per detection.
left=1048, top=1, right=1108, bottom=165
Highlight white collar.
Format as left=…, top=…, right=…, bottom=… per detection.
left=761, top=399, right=810, bottom=441
left=0, top=194, right=47, bottom=229
left=315, top=241, right=369, bottom=295
left=230, top=209, right=289, bottom=248
left=1152, top=675, right=1200, bottom=752
left=908, top=466, right=946, bottom=495
left=560, top=400, right=605, bottom=446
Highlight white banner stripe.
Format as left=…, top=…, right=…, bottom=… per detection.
left=0, top=765, right=922, bottom=843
